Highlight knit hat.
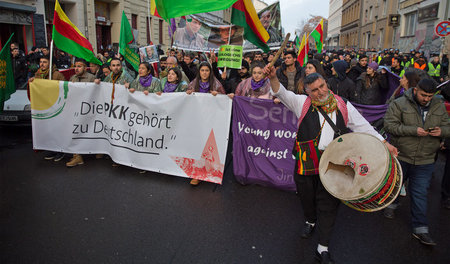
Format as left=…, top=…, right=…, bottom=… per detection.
left=368, top=62, right=379, bottom=71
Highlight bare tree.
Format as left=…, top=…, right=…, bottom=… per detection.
left=296, top=15, right=326, bottom=37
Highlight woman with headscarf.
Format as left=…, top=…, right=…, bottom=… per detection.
left=355, top=62, right=389, bottom=105
left=327, top=60, right=356, bottom=101
left=187, top=61, right=225, bottom=95
left=127, top=62, right=162, bottom=94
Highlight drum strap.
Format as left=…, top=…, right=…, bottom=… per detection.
left=318, top=107, right=350, bottom=136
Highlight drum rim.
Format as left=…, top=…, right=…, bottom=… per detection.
left=344, top=156, right=403, bottom=212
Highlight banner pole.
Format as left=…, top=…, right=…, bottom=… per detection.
left=147, top=0, right=153, bottom=45
left=223, top=24, right=234, bottom=75
left=49, top=39, right=54, bottom=80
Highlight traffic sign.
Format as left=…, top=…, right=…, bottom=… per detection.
left=435, top=21, right=450, bottom=37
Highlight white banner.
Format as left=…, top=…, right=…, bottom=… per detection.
left=30, top=79, right=232, bottom=184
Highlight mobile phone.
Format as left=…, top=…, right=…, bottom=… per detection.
left=427, top=128, right=435, bottom=132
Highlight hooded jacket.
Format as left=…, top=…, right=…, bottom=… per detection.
left=347, top=62, right=367, bottom=83
left=327, top=60, right=356, bottom=101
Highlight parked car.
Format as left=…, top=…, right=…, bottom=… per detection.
left=0, top=89, right=31, bottom=126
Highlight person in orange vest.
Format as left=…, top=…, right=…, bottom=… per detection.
left=414, top=55, right=428, bottom=72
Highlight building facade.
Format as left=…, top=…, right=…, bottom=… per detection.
left=0, top=0, right=47, bottom=52
left=340, top=0, right=361, bottom=48
left=0, top=0, right=180, bottom=55
left=327, top=0, right=343, bottom=49
left=359, top=0, right=398, bottom=50
left=395, top=0, right=449, bottom=55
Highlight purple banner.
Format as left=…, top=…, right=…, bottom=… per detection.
left=232, top=96, right=297, bottom=192
left=352, top=103, right=389, bottom=123
left=383, top=70, right=401, bottom=102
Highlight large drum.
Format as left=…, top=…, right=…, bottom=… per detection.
left=319, top=133, right=402, bottom=212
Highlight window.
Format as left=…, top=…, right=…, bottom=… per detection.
left=369, top=6, right=373, bottom=20
left=159, top=19, right=163, bottom=44
left=404, top=12, right=417, bottom=36
left=382, top=0, right=387, bottom=16
left=132, top=14, right=137, bottom=30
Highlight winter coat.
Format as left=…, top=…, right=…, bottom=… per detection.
left=355, top=72, right=389, bottom=105
left=347, top=63, right=367, bottom=83
left=384, top=88, right=450, bottom=165
left=276, top=60, right=303, bottom=93
left=327, top=60, right=356, bottom=101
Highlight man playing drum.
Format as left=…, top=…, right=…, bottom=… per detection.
left=264, top=65, right=397, bottom=264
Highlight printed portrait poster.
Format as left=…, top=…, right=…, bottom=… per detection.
left=207, top=25, right=244, bottom=50
left=172, top=15, right=244, bottom=52
left=173, top=15, right=210, bottom=52
left=243, top=2, right=282, bottom=51
left=139, top=45, right=159, bottom=63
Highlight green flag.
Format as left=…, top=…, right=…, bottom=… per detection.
left=119, top=11, right=140, bottom=72
left=155, top=0, right=238, bottom=20
left=0, top=33, right=16, bottom=112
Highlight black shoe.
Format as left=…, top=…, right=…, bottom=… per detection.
left=442, top=198, right=450, bottom=210
left=315, top=250, right=335, bottom=264
left=53, top=153, right=65, bottom=162
left=301, top=223, right=315, bottom=239
left=412, top=232, right=437, bottom=246
left=383, top=208, right=395, bottom=219
left=44, top=151, right=57, bottom=160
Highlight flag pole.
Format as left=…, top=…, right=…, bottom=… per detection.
left=49, top=39, right=54, bottom=80
left=147, top=0, right=153, bottom=45
left=223, top=23, right=234, bottom=76
left=304, top=33, right=308, bottom=65
left=169, top=19, right=175, bottom=47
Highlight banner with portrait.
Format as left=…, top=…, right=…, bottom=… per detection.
left=172, top=15, right=244, bottom=52
left=139, top=45, right=159, bottom=63
left=243, top=2, right=282, bottom=51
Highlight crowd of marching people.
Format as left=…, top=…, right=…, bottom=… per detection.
left=9, top=39, right=450, bottom=263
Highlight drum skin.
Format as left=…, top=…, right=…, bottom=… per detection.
left=319, top=133, right=403, bottom=212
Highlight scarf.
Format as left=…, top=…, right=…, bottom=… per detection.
left=199, top=81, right=210, bottom=93
left=111, top=72, right=121, bottom=105
left=311, top=91, right=338, bottom=114
left=139, top=74, right=153, bottom=87
left=111, top=71, right=122, bottom=83
left=164, top=81, right=178, bottom=93
left=251, top=78, right=266, bottom=90
left=37, top=68, right=50, bottom=79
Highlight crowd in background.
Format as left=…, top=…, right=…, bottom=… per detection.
left=7, top=40, right=450, bottom=195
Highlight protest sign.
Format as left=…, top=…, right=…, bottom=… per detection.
left=232, top=96, right=297, bottom=191
left=30, top=79, right=232, bottom=184
left=217, top=45, right=243, bottom=69
left=139, top=45, right=159, bottom=63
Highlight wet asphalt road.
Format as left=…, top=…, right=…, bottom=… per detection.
left=1, top=126, right=450, bottom=264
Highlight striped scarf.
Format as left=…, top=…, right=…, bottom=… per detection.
left=311, top=91, right=337, bottom=114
